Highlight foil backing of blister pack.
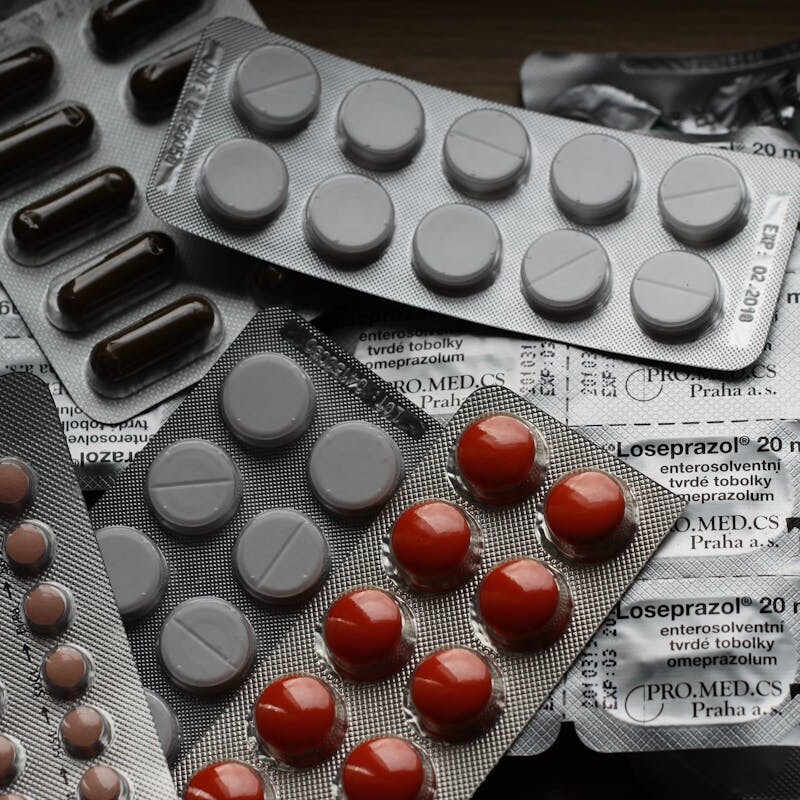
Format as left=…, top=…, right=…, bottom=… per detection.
left=565, top=576, right=800, bottom=753
left=89, top=307, right=442, bottom=761
left=148, top=17, right=800, bottom=373
left=174, top=385, right=685, bottom=800
left=0, top=372, right=175, bottom=799
left=581, top=421, right=800, bottom=579
left=325, top=267, right=800, bottom=428
left=0, top=0, right=264, bottom=424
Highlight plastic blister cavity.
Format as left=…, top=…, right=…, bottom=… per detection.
left=89, top=308, right=440, bottom=760
left=172, top=385, right=684, bottom=800
left=0, top=372, right=174, bottom=799
left=147, top=19, right=800, bottom=372
left=0, top=101, right=98, bottom=200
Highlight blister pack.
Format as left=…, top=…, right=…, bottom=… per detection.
left=0, top=372, right=175, bottom=799
left=167, top=383, right=684, bottom=800
left=565, top=576, right=800, bottom=753
left=326, top=268, right=800, bottom=429
left=149, top=17, right=800, bottom=374
left=0, top=0, right=267, bottom=424
left=88, top=307, right=443, bottom=763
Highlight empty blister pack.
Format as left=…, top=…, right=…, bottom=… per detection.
left=148, top=17, right=800, bottom=373
left=565, top=576, right=800, bottom=754
left=89, top=307, right=442, bottom=762
left=171, top=384, right=684, bottom=800
left=0, top=372, right=175, bottom=799
left=0, top=0, right=268, bottom=424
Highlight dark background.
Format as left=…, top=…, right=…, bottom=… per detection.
left=251, top=0, right=800, bottom=106
left=249, top=2, right=800, bottom=797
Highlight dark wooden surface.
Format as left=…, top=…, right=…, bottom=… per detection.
left=251, top=0, right=800, bottom=107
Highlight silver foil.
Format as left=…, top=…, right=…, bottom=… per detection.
left=0, top=372, right=176, bottom=799
left=568, top=576, right=800, bottom=752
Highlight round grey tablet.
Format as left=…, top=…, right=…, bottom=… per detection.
left=304, top=174, right=395, bottom=265
left=221, top=353, right=316, bottom=448
left=659, top=154, right=749, bottom=245
left=232, top=44, right=321, bottom=136
left=308, top=421, right=404, bottom=517
left=95, top=525, right=168, bottom=622
left=630, top=251, right=722, bottom=340
left=144, top=689, right=180, bottom=765
left=338, top=79, right=425, bottom=169
left=146, top=439, right=242, bottom=537
left=521, top=229, right=611, bottom=318
left=197, top=138, right=288, bottom=229
left=233, top=509, right=328, bottom=604
left=159, top=596, right=255, bottom=695
left=443, top=108, right=530, bottom=197
left=550, top=133, right=638, bottom=224
left=412, top=203, right=502, bottom=294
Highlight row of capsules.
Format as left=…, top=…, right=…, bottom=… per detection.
left=0, top=0, right=272, bottom=418
left=0, top=374, right=176, bottom=800
left=178, top=385, right=684, bottom=800
left=0, top=0, right=209, bottom=378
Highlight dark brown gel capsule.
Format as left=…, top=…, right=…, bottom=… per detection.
left=90, top=295, right=216, bottom=385
left=90, top=0, right=204, bottom=57
left=56, top=232, right=177, bottom=326
left=0, top=104, right=95, bottom=189
left=11, top=167, right=136, bottom=253
left=0, top=45, right=55, bottom=109
left=129, top=40, right=197, bottom=117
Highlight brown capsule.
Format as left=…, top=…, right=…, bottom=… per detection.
left=89, top=295, right=216, bottom=386
left=0, top=734, right=21, bottom=787
left=0, top=104, right=95, bottom=190
left=4, top=521, right=55, bottom=576
left=0, top=458, right=36, bottom=515
left=0, top=45, right=54, bottom=109
left=90, top=0, right=203, bottom=57
left=129, top=40, right=197, bottom=117
left=23, top=582, right=73, bottom=636
left=59, top=706, right=110, bottom=759
left=78, top=765, right=128, bottom=800
left=11, top=167, right=136, bottom=253
left=56, top=232, right=177, bottom=327
left=42, top=645, right=92, bottom=699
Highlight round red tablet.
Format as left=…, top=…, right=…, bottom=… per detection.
left=323, top=588, right=413, bottom=680
left=254, top=674, right=346, bottom=767
left=478, top=559, right=572, bottom=650
left=454, top=414, right=546, bottom=504
left=184, top=760, right=272, bottom=800
left=410, top=647, right=502, bottom=741
left=545, top=469, right=634, bottom=561
left=390, top=500, right=480, bottom=592
left=341, top=737, right=435, bottom=800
